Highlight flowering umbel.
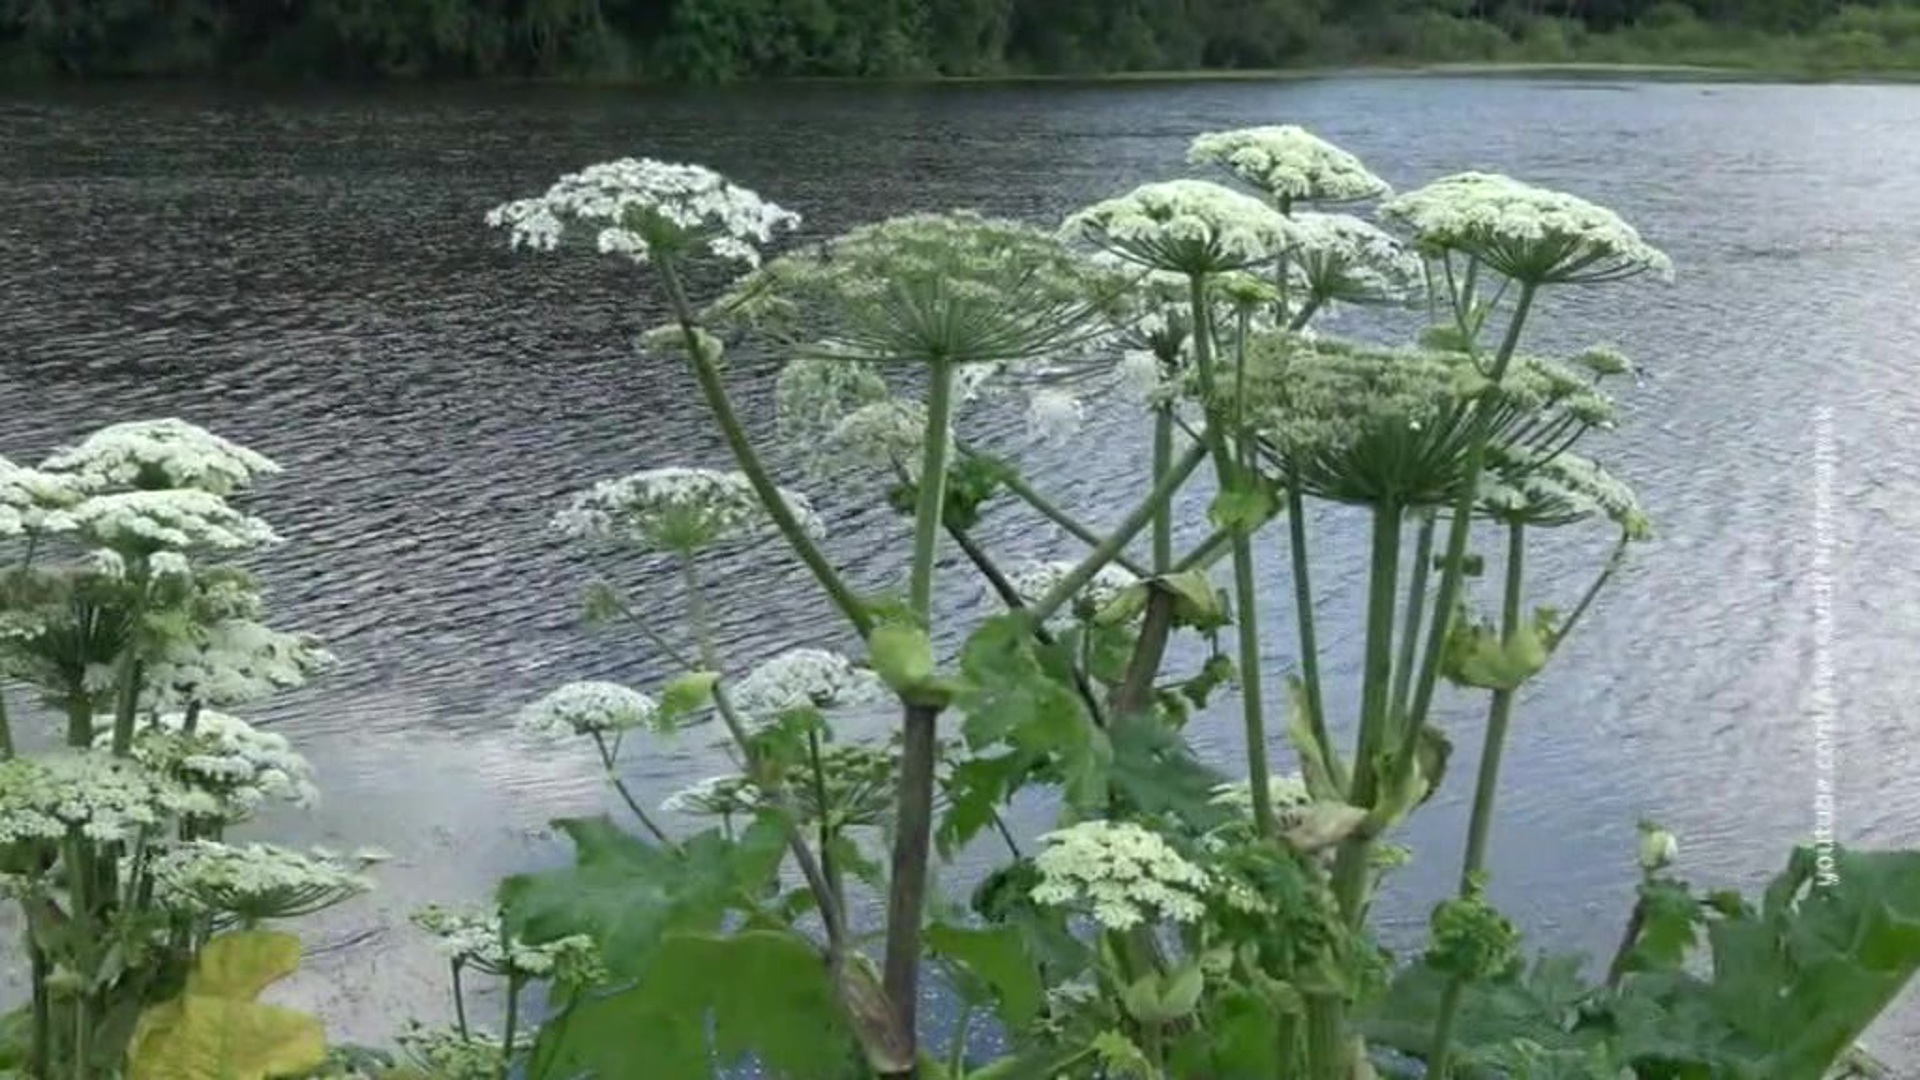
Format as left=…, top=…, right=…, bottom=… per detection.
left=1381, top=172, right=1673, bottom=286
left=1188, top=126, right=1390, bottom=206
left=1064, top=180, right=1297, bottom=277
left=486, top=158, right=799, bottom=269
left=553, top=467, right=822, bottom=555
left=1031, top=820, right=1210, bottom=930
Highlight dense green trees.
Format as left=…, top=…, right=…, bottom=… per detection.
left=1, top=0, right=1916, bottom=80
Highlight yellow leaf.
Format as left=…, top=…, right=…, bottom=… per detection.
left=127, top=932, right=329, bottom=1080
left=186, top=931, right=302, bottom=1001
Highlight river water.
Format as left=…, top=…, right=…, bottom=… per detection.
left=2, top=76, right=1916, bottom=1063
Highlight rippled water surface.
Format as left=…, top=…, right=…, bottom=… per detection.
left=3, top=76, right=1918, bottom=1060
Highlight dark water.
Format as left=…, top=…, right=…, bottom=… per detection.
left=2, top=77, right=1917, bottom=1060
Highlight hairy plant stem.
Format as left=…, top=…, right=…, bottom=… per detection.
left=1112, top=588, right=1175, bottom=717
left=945, top=520, right=1107, bottom=728
left=883, top=700, right=938, bottom=1058
left=978, top=449, right=1152, bottom=580
left=659, top=257, right=872, bottom=638
left=679, top=558, right=851, bottom=959
left=1389, top=514, right=1438, bottom=733
left=1188, top=276, right=1278, bottom=837
left=451, top=961, right=470, bottom=1039
left=1309, top=501, right=1403, bottom=1080
left=109, top=564, right=151, bottom=756
left=1027, top=441, right=1207, bottom=628
left=499, top=974, right=522, bottom=1080
left=1284, top=468, right=1331, bottom=785
left=1392, top=281, right=1538, bottom=788
left=590, top=731, right=673, bottom=846
left=1152, top=407, right=1175, bottom=572
left=806, top=729, right=843, bottom=912
left=880, top=358, right=956, bottom=1066
left=0, top=685, right=12, bottom=760
left=1428, top=520, right=1528, bottom=1080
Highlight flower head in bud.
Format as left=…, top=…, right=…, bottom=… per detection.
left=1638, top=821, right=1678, bottom=872
left=1382, top=173, right=1672, bottom=285
left=727, top=648, right=889, bottom=726
left=487, top=158, right=799, bottom=269
left=517, top=681, right=660, bottom=742
left=552, top=467, right=821, bottom=555
left=1188, top=126, right=1389, bottom=206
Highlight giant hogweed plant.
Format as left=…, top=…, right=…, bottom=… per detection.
left=0, top=420, right=395, bottom=1078
left=477, top=140, right=1919, bottom=1080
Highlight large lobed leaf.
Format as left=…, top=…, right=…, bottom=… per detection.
left=126, top=931, right=326, bottom=1080
left=529, top=929, right=852, bottom=1080
left=499, top=813, right=786, bottom=979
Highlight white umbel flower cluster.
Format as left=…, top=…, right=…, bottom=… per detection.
left=1288, top=212, right=1425, bottom=306
left=1479, top=448, right=1649, bottom=538
left=1208, top=775, right=1312, bottom=818
left=486, top=158, right=800, bottom=269
left=145, top=619, right=335, bottom=711
left=411, top=904, right=600, bottom=979
left=517, top=681, right=660, bottom=741
left=0, top=752, right=176, bottom=845
left=151, top=840, right=372, bottom=922
left=661, top=773, right=763, bottom=818
left=41, top=419, right=280, bottom=496
left=69, top=490, right=279, bottom=553
left=115, top=709, right=320, bottom=818
left=1031, top=820, right=1210, bottom=930
left=1064, top=180, right=1297, bottom=276
left=553, top=467, right=821, bottom=554
left=0, top=457, right=79, bottom=537
left=1008, top=560, right=1139, bottom=620
left=727, top=648, right=890, bottom=721
left=1188, top=126, right=1390, bottom=205
left=1381, top=173, right=1673, bottom=285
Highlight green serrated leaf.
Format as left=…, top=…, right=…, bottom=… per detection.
left=926, top=923, right=1044, bottom=1029
left=531, top=930, right=852, bottom=1080
left=126, top=932, right=326, bottom=1080
left=499, top=815, right=784, bottom=979
left=658, top=670, right=719, bottom=724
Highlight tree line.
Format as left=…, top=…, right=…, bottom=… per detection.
left=2, top=0, right=1917, bottom=80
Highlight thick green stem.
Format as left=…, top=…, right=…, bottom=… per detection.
left=1330, top=501, right=1404, bottom=925
left=29, top=937, right=49, bottom=1079
left=806, top=729, right=843, bottom=913
left=64, top=691, right=91, bottom=750
left=1395, top=282, right=1539, bottom=782
left=1389, top=514, right=1437, bottom=734
left=1152, top=407, right=1174, bottom=573
left=882, top=701, right=939, bottom=1057
left=1027, top=441, right=1207, bottom=628
left=910, top=363, right=956, bottom=620
left=1284, top=469, right=1332, bottom=788
left=0, top=684, right=13, bottom=760
left=110, top=565, right=151, bottom=756
left=658, top=258, right=872, bottom=638
left=1187, top=275, right=1278, bottom=836
left=451, top=961, right=470, bottom=1039
left=1458, top=520, right=1527, bottom=888
left=1111, top=588, right=1175, bottom=717
left=1230, top=531, right=1276, bottom=836
left=1428, top=525, right=1531, bottom=1080
left=499, top=974, right=522, bottom=1080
